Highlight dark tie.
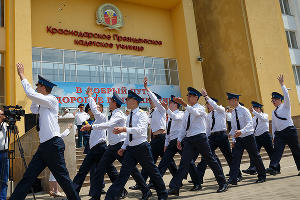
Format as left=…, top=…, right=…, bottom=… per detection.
left=274, top=107, right=287, bottom=120
left=254, top=117, right=258, bottom=133
left=211, top=111, right=215, bottom=131
left=36, top=106, right=40, bottom=132
left=235, top=109, right=241, bottom=130
left=149, top=109, right=154, bottom=118
left=129, top=111, right=133, bottom=142
left=108, top=111, right=112, bottom=120
left=186, top=114, right=191, bottom=131
left=167, top=118, right=172, bottom=135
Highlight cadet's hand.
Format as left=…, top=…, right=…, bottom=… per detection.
left=144, top=77, right=149, bottom=91
left=86, top=87, right=93, bottom=97
left=81, top=124, right=91, bottom=131
left=118, top=149, right=125, bottom=157
left=177, top=140, right=182, bottom=150
left=232, top=142, right=235, bottom=148
left=164, top=146, right=167, bottom=152
left=173, top=97, right=187, bottom=107
left=161, top=101, right=168, bottom=110
left=113, top=127, right=126, bottom=134
left=67, top=123, right=73, bottom=129
left=200, top=88, right=208, bottom=97
left=277, top=74, right=284, bottom=86
left=17, top=63, right=25, bottom=80
left=234, top=130, right=242, bottom=138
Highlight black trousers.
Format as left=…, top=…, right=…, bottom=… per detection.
left=157, top=139, right=201, bottom=184
left=105, top=142, right=167, bottom=200
left=73, top=142, right=119, bottom=194
left=248, top=132, right=278, bottom=170
left=169, top=134, right=226, bottom=190
left=270, top=126, right=300, bottom=171
left=197, top=131, right=233, bottom=182
left=9, top=137, right=80, bottom=200
left=89, top=142, right=149, bottom=198
left=141, top=134, right=177, bottom=182
left=230, top=134, right=266, bottom=181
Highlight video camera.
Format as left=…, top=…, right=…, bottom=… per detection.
left=3, top=105, right=25, bottom=126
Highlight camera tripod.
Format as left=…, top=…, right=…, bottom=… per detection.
left=5, top=122, right=36, bottom=200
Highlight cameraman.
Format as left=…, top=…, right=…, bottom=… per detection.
left=0, top=108, right=9, bottom=200
left=9, top=63, right=80, bottom=200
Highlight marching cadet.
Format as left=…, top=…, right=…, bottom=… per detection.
left=10, top=63, right=80, bottom=200
left=227, top=92, right=266, bottom=185
left=81, top=104, right=95, bottom=154
left=139, top=77, right=177, bottom=188
left=81, top=92, right=150, bottom=200
left=242, top=101, right=278, bottom=175
left=197, top=89, right=242, bottom=183
left=267, top=74, right=300, bottom=176
left=74, top=103, right=89, bottom=148
left=168, top=87, right=228, bottom=196
left=105, top=90, right=167, bottom=200
left=73, top=87, right=119, bottom=197
left=157, top=95, right=202, bottom=191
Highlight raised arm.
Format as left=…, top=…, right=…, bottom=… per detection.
left=278, top=74, right=291, bottom=109
left=167, top=109, right=184, bottom=120
left=252, top=109, right=269, bottom=122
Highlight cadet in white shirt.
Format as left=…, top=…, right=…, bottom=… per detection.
left=10, top=63, right=80, bottom=200
left=197, top=89, right=241, bottom=184
left=268, top=74, right=300, bottom=176
left=105, top=90, right=167, bottom=200
left=168, top=87, right=227, bottom=196
left=227, top=92, right=266, bottom=185
left=243, top=101, right=278, bottom=175
left=74, top=104, right=89, bottom=148
left=73, top=87, right=118, bottom=197
left=157, top=95, right=201, bottom=191
left=81, top=92, right=150, bottom=200
left=138, top=77, right=177, bottom=188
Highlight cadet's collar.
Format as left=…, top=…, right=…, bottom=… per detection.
left=236, top=104, right=241, bottom=110
left=192, top=103, right=199, bottom=108
left=112, top=108, right=120, bottom=115
left=131, top=107, right=139, bottom=114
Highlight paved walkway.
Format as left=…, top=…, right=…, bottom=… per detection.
left=25, top=155, right=300, bottom=200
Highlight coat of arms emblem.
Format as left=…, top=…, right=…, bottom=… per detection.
left=96, top=3, right=123, bottom=30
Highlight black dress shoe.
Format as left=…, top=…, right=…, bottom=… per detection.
left=101, top=189, right=106, bottom=194
left=242, top=168, right=257, bottom=175
left=227, top=179, right=237, bottom=185
left=129, top=184, right=141, bottom=190
left=266, top=168, right=279, bottom=175
left=217, top=183, right=228, bottom=193
left=298, top=171, right=300, bottom=176
left=237, top=176, right=243, bottom=182
left=168, top=188, right=179, bottom=196
left=188, top=180, right=193, bottom=183
left=141, top=190, right=152, bottom=200
left=190, top=184, right=202, bottom=191
left=120, top=188, right=128, bottom=199
left=226, top=173, right=230, bottom=177
left=255, top=178, right=266, bottom=183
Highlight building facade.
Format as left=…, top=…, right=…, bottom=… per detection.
left=0, top=0, right=299, bottom=134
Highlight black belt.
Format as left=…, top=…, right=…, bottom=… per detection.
left=210, top=130, right=226, bottom=135
left=275, top=126, right=295, bottom=135
left=0, top=149, right=8, bottom=153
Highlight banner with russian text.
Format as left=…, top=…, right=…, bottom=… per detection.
left=52, top=82, right=181, bottom=108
